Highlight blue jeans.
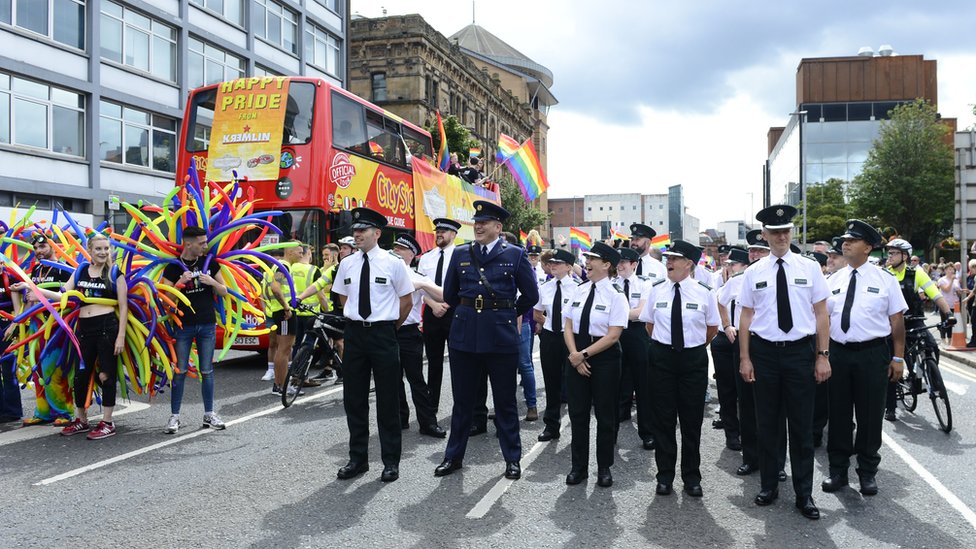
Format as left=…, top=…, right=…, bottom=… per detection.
left=518, top=321, right=537, bottom=408
left=172, top=323, right=217, bottom=415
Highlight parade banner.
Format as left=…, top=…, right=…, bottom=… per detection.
left=327, top=150, right=416, bottom=230
left=206, top=77, right=291, bottom=182
left=412, top=159, right=499, bottom=251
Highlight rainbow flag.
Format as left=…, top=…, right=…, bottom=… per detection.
left=570, top=227, right=592, bottom=252
left=469, top=147, right=482, bottom=158
left=496, top=134, right=521, bottom=163
left=495, top=133, right=550, bottom=202
left=610, top=227, right=628, bottom=241
left=520, top=230, right=528, bottom=245
left=650, top=234, right=671, bottom=249
left=436, top=111, right=449, bottom=172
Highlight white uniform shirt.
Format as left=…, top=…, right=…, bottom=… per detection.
left=417, top=243, right=455, bottom=290
left=717, top=272, right=745, bottom=327
left=826, top=263, right=908, bottom=343
left=694, top=264, right=713, bottom=283
left=563, top=277, right=629, bottom=337
left=533, top=263, right=548, bottom=286
left=402, top=268, right=432, bottom=326
left=737, top=251, right=830, bottom=341
left=637, top=254, right=667, bottom=283
left=332, top=246, right=414, bottom=322
left=710, top=269, right=726, bottom=291
left=534, top=273, right=576, bottom=332
left=612, top=272, right=653, bottom=320
left=640, top=276, right=720, bottom=347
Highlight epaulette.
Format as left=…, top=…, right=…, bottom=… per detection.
left=697, top=280, right=713, bottom=291
left=883, top=269, right=896, bottom=276
left=612, top=282, right=624, bottom=293
left=729, top=271, right=744, bottom=278
left=637, top=275, right=650, bottom=281
left=652, top=279, right=667, bottom=287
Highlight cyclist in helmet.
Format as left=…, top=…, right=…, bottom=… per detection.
left=883, top=238, right=953, bottom=421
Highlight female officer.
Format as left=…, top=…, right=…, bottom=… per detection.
left=612, top=247, right=655, bottom=450
left=563, top=242, right=628, bottom=487
left=640, top=240, right=719, bottom=498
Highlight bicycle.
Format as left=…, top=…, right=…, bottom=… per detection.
left=282, top=304, right=346, bottom=408
left=895, top=321, right=952, bottom=433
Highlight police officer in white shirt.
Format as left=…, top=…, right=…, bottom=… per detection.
left=630, top=224, right=667, bottom=283
left=533, top=248, right=577, bottom=442
left=712, top=247, right=748, bottom=452
left=391, top=234, right=447, bottom=439
left=613, top=247, right=656, bottom=450
left=417, top=218, right=460, bottom=414
left=563, top=242, right=629, bottom=488
left=331, top=208, right=415, bottom=483
left=640, top=240, right=720, bottom=498
left=738, top=205, right=831, bottom=520
left=822, top=220, right=907, bottom=497
left=527, top=244, right=547, bottom=285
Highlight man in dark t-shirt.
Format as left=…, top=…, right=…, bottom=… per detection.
left=161, top=226, right=229, bottom=434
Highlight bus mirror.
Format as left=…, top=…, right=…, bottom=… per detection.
left=337, top=210, right=353, bottom=233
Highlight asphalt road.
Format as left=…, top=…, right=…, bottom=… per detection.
left=2, top=341, right=976, bottom=548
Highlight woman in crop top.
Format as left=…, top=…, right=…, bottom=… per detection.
left=21, top=233, right=128, bottom=439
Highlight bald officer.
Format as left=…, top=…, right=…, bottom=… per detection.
left=738, top=204, right=831, bottom=520
left=822, top=220, right=907, bottom=496
left=331, top=208, right=415, bottom=483
left=630, top=223, right=667, bottom=283
left=434, top=201, right=539, bottom=480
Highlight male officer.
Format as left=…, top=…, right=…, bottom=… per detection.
left=823, top=220, right=907, bottom=496
left=434, top=201, right=539, bottom=480
left=738, top=205, right=831, bottom=520
left=613, top=247, right=655, bottom=449
left=331, top=208, right=415, bottom=483
left=418, top=218, right=460, bottom=413
left=746, top=229, right=770, bottom=264
left=630, top=223, right=667, bottom=283
left=826, top=237, right=847, bottom=274
left=712, top=247, right=749, bottom=451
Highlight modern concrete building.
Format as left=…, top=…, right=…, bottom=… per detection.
left=0, top=0, right=349, bottom=225
left=548, top=188, right=700, bottom=243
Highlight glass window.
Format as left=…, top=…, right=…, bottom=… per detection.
left=1, top=0, right=10, bottom=24
left=802, top=104, right=822, bottom=122
left=331, top=92, right=367, bottom=152
left=186, top=88, right=215, bottom=152
left=15, top=0, right=47, bottom=35
left=52, top=0, right=85, bottom=49
left=100, top=100, right=175, bottom=172
left=822, top=163, right=848, bottom=182
left=52, top=104, right=83, bottom=155
left=371, top=73, right=387, bottom=102
left=804, top=163, right=822, bottom=185
left=874, top=101, right=899, bottom=120
left=255, top=0, right=297, bottom=54
left=100, top=1, right=177, bottom=81
left=819, top=121, right=847, bottom=143
left=305, top=24, right=341, bottom=76
left=847, top=143, right=870, bottom=163
left=254, top=65, right=281, bottom=78
left=2, top=72, right=84, bottom=156
left=0, top=92, right=9, bottom=143
left=402, top=126, right=430, bottom=162
left=14, top=98, right=47, bottom=148
left=188, top=36, right=244, bottom=89
left=822, top=103, right=846, bottom=122
left=190, top=0, right=243, bottom=26
left=314, top=0, right=339, bottom=13
left=848, top=102, right=871, bottom=121
left=283, top=82, right=315, bottom=145
left=847, top=120, right=879, bottom=143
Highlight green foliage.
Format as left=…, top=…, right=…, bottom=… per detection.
left=798, top=178, right=853, bottom=243
left=498, top=176, right=548, bottom=234
left=425, top=115, right=480, bottom=164
left=848, top=99, right=954, bottom=251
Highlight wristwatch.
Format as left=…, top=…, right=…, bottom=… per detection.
left=817, top=350, right=830, bottom=358
left=582, top=350, right=590, bottom=359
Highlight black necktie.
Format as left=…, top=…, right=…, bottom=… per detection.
left=731, top=300, right=737, bottom=328
left=841, top=269, right=857, bottom=333
left=359, top=253, right=371, bottom=320
left=637, top=260, right=643, bottom=276
left=672, top=282, right=684, bottom=350
left=776, top=257, right=793, bottom=333
left=552, top=280, right=562, bottom=334
left=623, top=278, right=630, bottom=302
left=481, top=245, right=488, bottom=257
left=578, top=284, right=596, bottom=337
left=435, top=249, right=444, bottom=286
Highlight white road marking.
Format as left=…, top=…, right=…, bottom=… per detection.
left=466, top=415, right=570, bottom=519
left=943, top=379, right=968, bottom=396
left=0, top=401, right=150, bottom=448
left=941, top=360, right=976, bottom=383
left=882, top=431, right=976, bottom=531
left=33, top=386, right=344, bottom=486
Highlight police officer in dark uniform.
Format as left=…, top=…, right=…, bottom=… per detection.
left=822, top=220, right=907, bottom=496
left=738, top=205, right=831, bottom=520
left=434, top=201, right=539, bottom=480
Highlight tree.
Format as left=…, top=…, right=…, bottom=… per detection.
left=848, top=99, right=954, bottom=251
left=798, top=178, right=853, bottom=243
left=425, top=115, right=479, bottom=164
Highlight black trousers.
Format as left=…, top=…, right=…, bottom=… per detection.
left=343, top=322, right=401, bottom=467
left=397, top=324, right=437, bottom=428
left=618, top=323, right=653, bottom=441
left=650, top=341, right=708, bottom=485
left=566, top=334, right=621, bottom=470
left=76, top=313, right=120, bottom=409
left=736, top=350, right=787, bottom=470
left=444, top=349, right=521, bottom=462
left=827, top=339, right=890, bottom=477
left=751, top=336, right=816, bottom=497
left=539, top=329, right=569, bottom=432
left=422, top=311, right=452, bottom=413
left=710, top=332, right=739, bottom=438
left=812, top=380, right=829, bottom=440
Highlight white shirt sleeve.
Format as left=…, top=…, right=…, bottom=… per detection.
left=609, top=291, right=629, bottom=327
left=332, top=259, right=350, bottom=296
left=704, top=289, right=720, bottom=327
left=737, top=269, right=755, bottom=309
left=393, top=258, right=415, bottom=297
left=810, top=264, right=830, bottom=304
left=638, top=285, right=656, bottom=324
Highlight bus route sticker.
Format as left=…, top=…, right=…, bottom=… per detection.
left=330, top=152, right=356, bottom=188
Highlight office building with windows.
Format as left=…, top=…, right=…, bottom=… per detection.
left=0, top=0, right=349, bottom=224
left=548, top=188, right=700, bottom=243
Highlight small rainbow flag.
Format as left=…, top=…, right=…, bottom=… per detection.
left=496, top=133, right=549, bottom=202
left=436, top=111, right=449, bottom=172
left=650, top=234, right=671, bottom=249
left=469, top=147, right=482, bottom=158
left=570, top=227, right=592, bottom=252
left=520, top=230, right=528, bottom=245
left=610, top=227, right=629, bottom=241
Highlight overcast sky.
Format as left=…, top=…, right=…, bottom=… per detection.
left=351, top=0, right=976, bottom=227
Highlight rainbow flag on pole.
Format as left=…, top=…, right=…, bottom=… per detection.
left=436, top=111, right=449, bottom=172
left=570, top=227, right=592, bottom=252
left=650, top=234, right=671, bottom=249
left=469, top=147, right=482, bottom=158
left=519, top=230, right=528, bottom=245
left=610, top=227, right=629, bottom=241
left=495, top=133, right=550, bottom=201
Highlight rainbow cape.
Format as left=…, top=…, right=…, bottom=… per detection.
left=495, top=133, right=549, bottom=202
left=570, top=227, right=592, bottom=252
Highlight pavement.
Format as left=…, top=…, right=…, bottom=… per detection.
left=2, top=341, right=976, bottom=548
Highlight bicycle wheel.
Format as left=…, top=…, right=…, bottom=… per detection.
left=282, top=344, right=314, bottom=408
left=926, top=359, right=952, bottom=433
left=898, top=375, right=917, bottom=412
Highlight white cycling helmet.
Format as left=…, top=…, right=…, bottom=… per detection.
left=885, top=238, right=912, bottom=255
left=338, top=236, right=356, bottom=247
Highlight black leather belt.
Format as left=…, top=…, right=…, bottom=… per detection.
left=460, top=297, right=515, bottom=311
left=573, top=334, right=603, bottom=344
left=830, top=337, right=887, bottom=350
left=751, top=334, right=813, bottom=348
left=651, top=340, right=706, bottom=352
left=348, top=320, right=395, bottom=327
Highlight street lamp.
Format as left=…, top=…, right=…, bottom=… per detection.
left=790, top=110, right=808, bottom=247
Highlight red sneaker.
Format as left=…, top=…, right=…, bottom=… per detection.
left=60, top=418, right=91, bottom=436
left=86, top=421, right=117, bottom=440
